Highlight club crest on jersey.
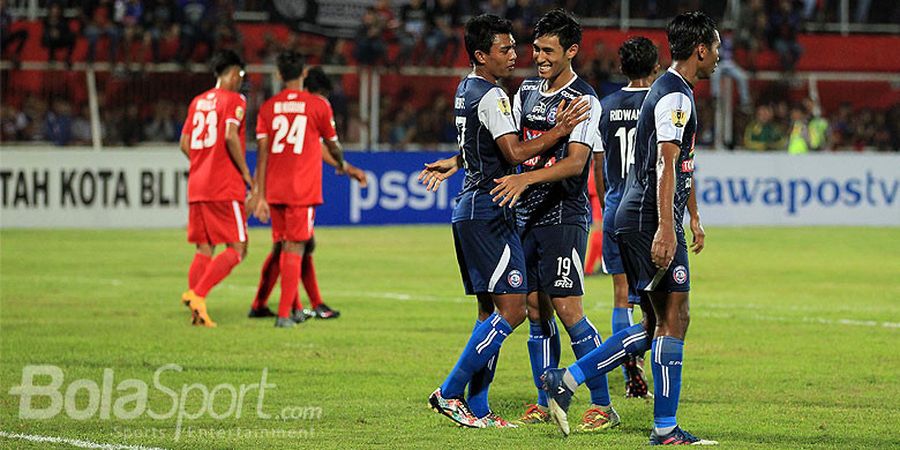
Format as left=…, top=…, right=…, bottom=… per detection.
left=547, top=105, right=557, bottom=124
left=508, top=270, right=523, bottom=288
left=235, top=106, right=244, bottom=120
left=673, top=265, right=688, bottom=284
left=497, top=97, right=512, bottom=116
left=671, top=110, right=687, bottom=128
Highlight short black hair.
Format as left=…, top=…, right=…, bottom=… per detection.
left=619, top=36, right=658, bottom=79
left=666, top=11, right=718, bottom=61
left=276, top=51, right=305, bottom=82
left=304, top=67, right=333, bottom=95
left=210, top=49, right=244, bottom=77
left=464, top=14, right=513, bottom=65
left=533, top=9, right=582, bottom=51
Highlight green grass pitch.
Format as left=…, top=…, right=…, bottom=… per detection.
left=1, top=226, right=899, bottom=449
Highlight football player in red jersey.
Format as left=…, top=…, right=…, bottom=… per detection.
left=179, top=49, right=253, bottom=328
left=248, top=64, right=367, bottom=323
left=250, top=52, right=364, bottom=328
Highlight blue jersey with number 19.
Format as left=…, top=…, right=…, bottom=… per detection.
left=451, top=74, right=519, bottom=223
left=597, top=87, right=649, bottom=232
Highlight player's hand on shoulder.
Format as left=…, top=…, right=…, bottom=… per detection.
left=690, top=216, right=705, bottom=254
left=651, top=226, right=677, bottom=269
left=554, top=97, right=591, bottom=134
left=490, top=174, right=530, bottom=208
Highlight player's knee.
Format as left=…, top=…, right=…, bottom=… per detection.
left=305, top=237, right=316, bottom=255
left=498, top=307, right=526, bottom=329
left=526, top=306, right=542, bottom=322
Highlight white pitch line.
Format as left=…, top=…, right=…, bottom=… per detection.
left=0, top=431, right=166, bottom=450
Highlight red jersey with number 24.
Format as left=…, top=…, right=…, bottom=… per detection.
left=256, top=89, right=338, bottom=206
left=181, top=88, right=247, bottom=202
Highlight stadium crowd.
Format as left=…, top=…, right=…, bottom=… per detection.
left=1, top=0, right=898, bottom=151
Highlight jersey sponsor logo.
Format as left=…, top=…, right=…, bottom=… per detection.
left=672, top=110, right=687, bottom=128
left=522, top=127, right=545, bottom=142
left=672, top=265, right=688, bottom=284
left=520, top=83, right=539, bottom=91
left=681, top=159, right=694, bottom=173
left=507, top=269, right=523, bottom=288
left=497, top=97, right=512, bottom=116
left=554, top=275, right=573, bottom=289
left=559, top=90, right=578, bottom=100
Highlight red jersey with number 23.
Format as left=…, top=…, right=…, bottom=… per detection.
left=256, top=89, right=338, bottom=206
left=181, top=88, right=247, bottom=202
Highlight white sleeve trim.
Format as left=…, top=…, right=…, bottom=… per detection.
left=592, top=102, right=604, bottom=153
left=654, top=92, right=692, bottom=144
left=512, top=90, right=522, bottom=129
left=569, top=96, right=602, bottom=150
left=226, top=118, right=241, bottom=127
left=478, top=87, right=518, bottom=140
left=256, top=133, right=268, bottom=138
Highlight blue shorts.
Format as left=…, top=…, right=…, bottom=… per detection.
left=601, top=231, right=642, bottom=305
left=616, top=231, right=690, bottom=293
left=453, top=218, right=527, bottom=295
left=522, top=224, right=588, bottom=297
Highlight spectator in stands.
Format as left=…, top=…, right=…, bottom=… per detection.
left=744, top=104, right=786, bottom=151
left=397, top=0, right=428, bottom=65
left=1, top=103, right=27, bottom=141
left=45, top=99, right=73, bottom=146
left=144, top=100, right=178, bottom=141
left=354, top=7, right=387, bottom=65
left=82, top=0, right=122, bottom=65
left=481, top=0, right=508, bottom=17
left=829, top=102, right=853, bottom=149
left=710, top=31, right=751, bottom=112
left=120, top=0, right=145, bottom=69
left=120, top=103, right=143, bottom=146
left=1, top=0, right=29, bottom=68
left=802, top=98, right=828, bottom=151
left=71, top=105, right=93, bottom=145
left=388, top=102, right=417, bottom=148
left=426, top=0, right=460, bottom=66
left=22, top=97, right=47, bottom=141
left=585, top=41, right=619, bottom=96
left=788, top=105, right=811, bottom=154
left=42, top=2, right=75, bottom=67
left=767, top=0, right=803, bottom=72
left=888, top=105, right=900, bottom=152
left=142, top=0, right=178, bottom=64
left=736, top=0, right=766, bottom=72
left=176, top=0, right=216, bottom=65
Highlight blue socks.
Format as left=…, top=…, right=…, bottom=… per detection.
left=651, top=336, right=684, bottom=432
left=566, top=317, right=610, bottom=407
left=441, top=313, right=512, bottom=399
left=567, top=323, right=650, bottom=385
left=526, top=318, right=560, bottom=407
left=611, top=307, right=633, bottom=381
left=467, top=320, right=499, bottom=418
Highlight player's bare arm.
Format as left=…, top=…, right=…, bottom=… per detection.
left=224, top=122, right=253, bottom=189
left=490, top=143, right=591, bottom=208
left=252, top=136, right=270, bottom=222
left=496, top=97, right=590, bottom=164
left=592, top=152, right=606, bottom=210
left=323, top=138, right=346, bottom=176
left=321, top=142, right=367, bottom=187
left=687, top=173, right=705, bottom=254
left=417, top=154, right=462, bottom=192
left=179, top=133, right=190, bottom=159
left=652, top=141, right=679, bottom=269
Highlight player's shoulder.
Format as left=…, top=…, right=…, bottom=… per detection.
left=652, top=71, right=692, bottom=98
left=568, top=76, right=598, bottom=98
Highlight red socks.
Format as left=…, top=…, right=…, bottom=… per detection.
left=301, top=254, right=323, bottom=309
left=188, top=253, right=212, bottom=290
left=278, top=252, right=302, bottom=318
left=194, top=247, right=241, bottom=297
left=585, top=229, right=603, bottom=274
left=252, top=251, right=280, bottom=309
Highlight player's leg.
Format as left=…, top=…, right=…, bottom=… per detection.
left=275, top=239, right=305, bottom=327
left=302, top=236, right=340, bottom=319
left=249, top=241, right=281, bottom=318
left=466, top=294, right=516, bottom=428
left=430, top=219, right=525, bottom=428
left=521, top=291, right=557, bottom=423
left=188, top=243, right=214, bottom=292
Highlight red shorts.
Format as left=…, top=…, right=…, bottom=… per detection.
left=589, top=193, right=602, bottom=223
left=270, top=204, right=315, bottom=242
left=188, top=200, right=248, bottom=245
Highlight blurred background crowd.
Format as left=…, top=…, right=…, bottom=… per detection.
left=1, top=0, right=898, bottom=151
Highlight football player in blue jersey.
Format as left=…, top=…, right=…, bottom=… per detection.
left=540, top=11, right=717, bottom=445
left=488, top=9, right=617, bottom=433
left=418, top=14, right=589, bottom=429
left=593, top=36, right=660, bottom=399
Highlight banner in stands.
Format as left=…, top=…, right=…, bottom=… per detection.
left=270, top=0, right=378, bottom=39
left=1, top=150, right=897, bottom=228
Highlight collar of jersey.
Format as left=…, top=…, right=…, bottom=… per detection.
left=667, top=67, right=693, bottom=89
left=539, top=70, right=578, bottom=97
left=622, top=86, right=651, bottom=92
